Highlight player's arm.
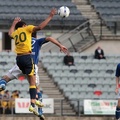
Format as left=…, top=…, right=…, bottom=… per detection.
left=115, top=77, right=119, bottom=94
left=46, top=37, right=69, bottom=54
left=115, top=64, right=120, bottom=94
left=32, top=8, right=56, bottom=32
left=8, top=17, right=21, bottom=37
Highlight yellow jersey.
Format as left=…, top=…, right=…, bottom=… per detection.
left=11, top=25, right=35, bottom=54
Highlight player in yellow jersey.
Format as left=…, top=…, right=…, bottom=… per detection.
left=8, top=8, right=56, bottom=116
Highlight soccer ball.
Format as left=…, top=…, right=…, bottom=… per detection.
left=58, top=6, right=70, bottom=18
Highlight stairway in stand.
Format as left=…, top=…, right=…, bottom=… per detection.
left=37, top=61, right=76, bottom=115
left=72, top=0, right=113, bottom=36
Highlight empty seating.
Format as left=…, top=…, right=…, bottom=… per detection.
left=41, top=52, right=118, bottom=114
left=0, top=51, right=118, bottom=114
left=90, top=0, right=120, bottom=29
left=0, top=0, right=87, bottom=29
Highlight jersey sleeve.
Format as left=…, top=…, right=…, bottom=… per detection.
left=11, top=31, right=15, bottom=38
left=115, top=64, right=120, bottom=77
left=37, top=38, right=49, bottom=45
left=25, top=25, right=35, bottom=33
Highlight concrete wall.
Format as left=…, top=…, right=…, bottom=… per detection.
left=82, top=40, right=120, bottom=55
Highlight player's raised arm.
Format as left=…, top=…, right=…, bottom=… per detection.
left=46, top=37, right=69, bottom=55
left=33, top=8, right=56, bottom=32
left=8, top=17, right=21, bottom=37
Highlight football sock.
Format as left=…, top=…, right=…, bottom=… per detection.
left=37, top=91, right=43, bottom=114
left=0, top=79, right=7, bottom=90
left=116, top=106, right=120, bottom=119
left=29, top=85, right=36, bottom=99
left=31, top=102, right=35, bottom=107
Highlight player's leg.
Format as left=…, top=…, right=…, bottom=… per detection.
left=35, top=64, right=45, bottom=119
left=27, top=75, right=39, bottom=115
left=116, top=99, right=120, bottom=120
left=37, top=90, right=43, bottom=114
left=37, top=89, right=45, bottom=120
left=0, top=64, right=20, bottom=91
left=16, top=55, right=38, bottom=115
left=34, top=65, right=44, bottom=108
left=28, top=75, right=44, bottom=115
left=16, top=55, right=43, bottom=116
left=0, top=75, right=9, bottom=91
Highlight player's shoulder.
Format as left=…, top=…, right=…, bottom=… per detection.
left=38, top=37, right=46, bottom=41
left=117, top=63, right=120, bottom=67
left=32, top=37, right=45, bottom=41
left=26, top=25, right=35, bottom=27
left=32, top=37, right=37, bottom=40
left=24, top=25, right=35, bottom=31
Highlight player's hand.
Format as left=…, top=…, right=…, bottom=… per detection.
left=49, top=8, right=57, bottom=17
left=115, top=88, right=119, bottom=94
left=60, top=45, right=69, bottom=54
left=13, top=17, right=21, bottom=25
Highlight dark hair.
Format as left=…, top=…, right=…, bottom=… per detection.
left=32, top=32, right=37, bottom=38
left=15, top=21, right=26, bottom=30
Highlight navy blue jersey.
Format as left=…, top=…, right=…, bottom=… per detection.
left=31, top=37, right=48, bottom=64
left=115, top=63, right=120, bottom=77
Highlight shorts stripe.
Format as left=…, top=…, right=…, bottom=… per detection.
left=29, top=85, right=36, bottom=88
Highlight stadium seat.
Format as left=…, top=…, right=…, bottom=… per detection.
left=86, top=87, right=94, bottom=92
left=71, top=86, right=80, bottom=92
left=59, top=84, right=67, bottom=90
left=79, top=92, right=88, bottom=99
left=93, top=90, right=102, bottom=96
left=63, top=85, right=72, bottom=92
left=68, top=92, right=79, bottom=99
left=107, top=92, right=116, bottom=100
left=73, top=77, right=82, bottom=84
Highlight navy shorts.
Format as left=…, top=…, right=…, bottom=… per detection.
left=16, top=54, right=35, bottom=75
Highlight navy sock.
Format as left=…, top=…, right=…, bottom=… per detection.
left=31, top=102, right=35, bottom=107
left=37, top=91, right=43, bottom=114
left=116, top=107, right=120, bottom=119
left=38, top=92, right=42, bottom=101
left=29, top=86, right=36, bottom=99
left=0, top=79, right=7, bottom=90
left=0, top=79, right=7, bottom=85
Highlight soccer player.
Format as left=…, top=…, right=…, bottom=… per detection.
left=0, top=35, right=68, bottom=118
left=31, top=33, right=68, bottom=119
left=115, top=63, right=120, bottom=120
left=8, top=8, right=56, bottom=116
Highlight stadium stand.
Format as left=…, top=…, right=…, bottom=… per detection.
left=0, top=50, right=117, bottom=114
left=90, top=0, right=120, bottom=29
left=41, top=52, right=117, bottom=114
left=0, top=0, right=87, bottom=30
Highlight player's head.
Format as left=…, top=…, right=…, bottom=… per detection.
left=15, top=21, right=26, bottom=30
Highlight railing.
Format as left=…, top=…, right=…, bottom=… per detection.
left=0, top=98, right=80, bottom=116
left=96, top=15, right=120, bottom=37
left=48, top=20, right=98, bottom=52
left=0, top=98, right=81, bottom=116
left=57, top=20, right=90, bottom=41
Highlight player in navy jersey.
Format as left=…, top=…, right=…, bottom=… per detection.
left=0, top=35, right=68, bottom=119
left=115, top=63, right=120, bottom=120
